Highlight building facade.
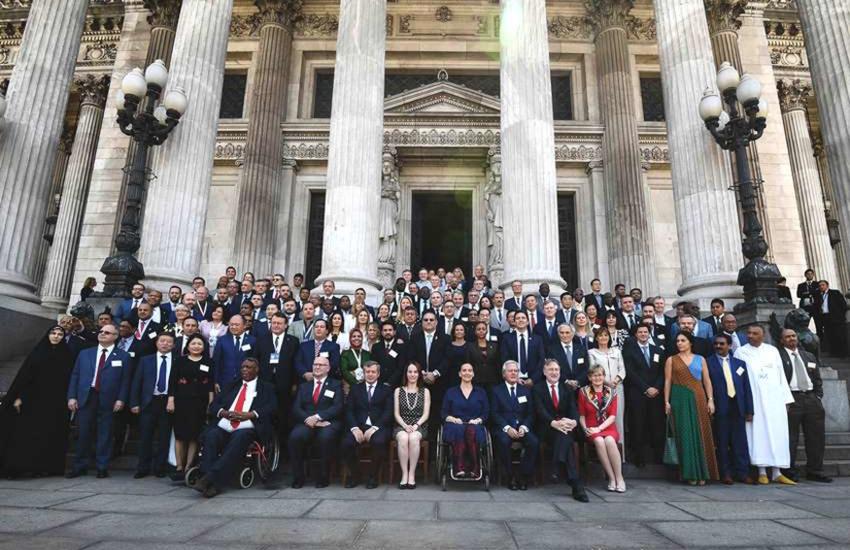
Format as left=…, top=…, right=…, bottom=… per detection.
left=0, top=0, right=847, bottom=312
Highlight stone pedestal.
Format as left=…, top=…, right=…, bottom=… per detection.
left=820, top=367, right=850, bottom=432
left=316, top=0, right=386, bottom=297
left=653, top=0, right=742, bottom=307
left=0, top=0, right=89, bottom=302
left=733, top=302, right=793, bottom=346
left=499, top=0, right=565, bottom=294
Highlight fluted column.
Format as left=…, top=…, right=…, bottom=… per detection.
left=587, top=160, right=610, bottom=289
left=233, top=0, right=300, bottom=274
left=139, top=0, right=233, bottom=289
left=0, top=0, right=89, bottom=302
left=41, top=75, right=111, bottom=311
left=813, top=139, right=850, bottom=291
left=499, top=0, right=565, bottom=291
left=653, top=0, right=742, bottom=303
left=797, top=0, right=850, bottom=287
left=274, top=159, right=299, bottom=275
left=777, top=79, right=839, bottom=286
left=586, top=0, right=657, bottom=294
left=316, top=0, right=386, bottom=295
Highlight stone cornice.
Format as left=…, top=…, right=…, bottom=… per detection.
left=547, top=14, right=655, bottom=42
left=75, top=73, right=111, bottom=108
left=704, top=0, right=748, bottom=35
left=144, top=0, right=181, bottom=30
left=776, top=78, right=811, bottom=112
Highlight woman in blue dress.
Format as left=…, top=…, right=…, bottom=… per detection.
left=441, top=362, right=489, bottom=477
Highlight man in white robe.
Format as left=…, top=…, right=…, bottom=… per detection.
left=734, top=324, right=796, bottom=485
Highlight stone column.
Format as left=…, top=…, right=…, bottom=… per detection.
left=499, top=0, right=565, bottom=291
left=777, top=79, right=839, bottom=285
left=273, top=158, right=298, bottom=275
left=797, top=0, right=850, bottom=287
left=586, top=0, right=657, bottom=294
left=316, top=0, right=386, bottom=295
left=233, top=0, right=300, bottom=275
left=587, top=160, right=610, bottom=290
left=813, top=138, right=850, bottom=291
left=138, top=0, right=233, bottom=289
left=0, top=0, right=89, bottom=302
left=653, top=0, right=743, bottom=304
left=41, top=75, right=111, bottom=311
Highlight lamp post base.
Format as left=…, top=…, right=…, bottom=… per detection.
left=99, top=253, right=145, bottom=297
left=735, top=257, right=786, bottom=306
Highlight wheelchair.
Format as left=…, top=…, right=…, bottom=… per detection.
left=185, top=431, right=281, bottom=490
left=434, top=424, right=493, bottom=491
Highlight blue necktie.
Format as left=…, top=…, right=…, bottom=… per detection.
left=510, top=385, right=516, bottom=402
left=519, top=335, right=527, bottom=373
left=156, top=355, right=168, bottom=393
left=642, top=346, right=650, bottom=367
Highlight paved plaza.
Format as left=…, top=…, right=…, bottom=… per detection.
left=0, top=473, right=849, bottom=549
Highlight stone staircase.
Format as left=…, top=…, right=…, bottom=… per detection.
left=796, top=432, right=850, bottom=478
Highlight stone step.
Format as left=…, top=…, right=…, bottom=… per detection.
left=796, top=444, right=850, bottom=462
left=794, top=459, right=850, bottom=478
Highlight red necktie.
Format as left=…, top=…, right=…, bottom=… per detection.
left=135, top=321, right=144, bottom=340
left=231, top=383, right=248, bottom=429
left=550, top=384, right=559, bottom=410
left=94, top=348, right=107, bottom=391
left=312, top=381, right=322, bottom=405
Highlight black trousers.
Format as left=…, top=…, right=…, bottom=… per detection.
left=822, top=321, right=847, bottom=357
left=288, top=424, right=340, bottom=482
left=201, top=426, right=256, bottom=487
left=137, top=396, right=172, bottom=474
left=788, top=391, right=826, bottom=475
left=340, top=428, right=390, bottom=479
left=275, top=388, right=292, bottom=447
left=626, top=389, right=665, bottom=463
left=493, top=429, right=539, bottom=477
left=541, top=428, right=580, bottom=485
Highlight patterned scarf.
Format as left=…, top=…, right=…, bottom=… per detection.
left=582, top=385, right=613, bottom=424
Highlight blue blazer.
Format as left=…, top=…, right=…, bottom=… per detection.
left=209, top=377, right=278, bottom=442
left=546, top=340, right=589, bottom=385
left=292, top=377, right=344, bottom=427
left=499, top=331, right=545, bottom=383
left=489, top=383, right=534, bottom=432
left=212, top=333, right=257, bottom=386
left=533, top=318, right=561, bottom=348
left=707, top=354, right=754, bottom=418
left=113, top=298, right=145, bottom=324
left=294, top=339, right=341, bottom=379
left=344, top=382, right=393, bottom=432
left=130, top=352, right=177, bottom=410
left=67, top=346, right=132, bottom=407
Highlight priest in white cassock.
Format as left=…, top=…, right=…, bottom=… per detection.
left=734, top=324, right=796, bottom=485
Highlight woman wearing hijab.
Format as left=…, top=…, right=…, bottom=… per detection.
left=0, top=325, right=74, bottom=477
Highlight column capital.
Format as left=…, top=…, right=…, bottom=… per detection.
left=143, top=0, right=181, bottom=30
left=777, top=78, right=812, bottom=113
left=584, top=0, right=638, bottom=37
left=254, top=0, right=303, bottom=31
left=586, top=159, right=604, bottom=174
left=74, top=73, right=110, bottom=108
left=704, top=0, right=748, bottom=36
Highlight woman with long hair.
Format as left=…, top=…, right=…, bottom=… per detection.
left=328, top=311, right=350, bottom=351
left=588, top=326, right=627, bottom=453
left=573, top=312, right=593, bottom=349
left=441, top=363, right=489, bottom=478
left=469, top=321, right=500, bottom=387
left=394, top=362, right=430, bottom=489
left=340, top=328, right=370, bottom=390
left=604, top=310, right=629, bottom=349
left=199, top=304, right=228, bottom=356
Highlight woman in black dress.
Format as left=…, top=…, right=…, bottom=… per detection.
left=167, top=333, right=214, bottom=480
left=445, top=323, right=473, bottom=381
left=0, top=325, right=73, bottom=477
left=469, top=321, right=500, bottom=387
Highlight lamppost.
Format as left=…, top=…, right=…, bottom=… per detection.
left=699, top=61, right=783, bottom=307
left=100, top=60, right=188, bottom=296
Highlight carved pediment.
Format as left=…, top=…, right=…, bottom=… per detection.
left=384, top=81, right=500, bottom=115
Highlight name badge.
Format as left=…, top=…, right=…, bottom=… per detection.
left=129, top=352, right=136, bottom=358
left=111, top=360, right=122, bottom=367
left=577, top=358, right=585, bottom=364
left=241, top=344, right=251, bottom=351
left=517, top=395, right=528, bottom=404
left=653, top=353, right=660, bottom=362
left=592, top=324, right=600, bottom=331
left=736, top=366, right=744, bottom=376
left=388, top=349, right=398, bottom=358
left=807, top=362, right=816, bottom=369
left=320, top=351, right=329, bottom=358
left=270, top=353, right=280, bottom=364
left=490, top=335, right=498, bottom=342
left=252, top=391, right=258, bottom=397
left=396, top=339, right=404, bottom=344
left=658, top=334, right=666, bottom=340
left=324, top=389, right=335, bottom=398
left=148, top=332, right=157, bottom=339
left=199, top=365, right=209, bottom=372
left=461, top=317, right=468, bottom=322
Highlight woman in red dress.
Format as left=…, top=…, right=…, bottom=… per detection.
left=579, top=364, right=625, bottom=492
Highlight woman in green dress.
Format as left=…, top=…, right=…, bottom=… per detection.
left=663, top=332, right=719, bottom=484
left=340, top=328, right=371, bottom=392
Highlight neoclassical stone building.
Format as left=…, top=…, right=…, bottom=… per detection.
left=0, top=0, right=847, bottom=321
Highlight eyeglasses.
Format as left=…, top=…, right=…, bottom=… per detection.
left=98, top=330, right=116, bottom=335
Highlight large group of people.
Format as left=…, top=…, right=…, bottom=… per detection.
left=0, top=264, right=842, bottom=500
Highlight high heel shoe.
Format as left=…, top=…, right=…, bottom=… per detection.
left=607, top=481, right=617, bottom=492
left=616, top=481, right=627, bottom=493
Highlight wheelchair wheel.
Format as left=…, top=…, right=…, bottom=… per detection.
left=441, top=473, right=447, bottom=491
left=434, top=429, right=445, bottom=484
left=255, top=434, right=280, bottom=482
left=484, top=474, right=490, bottom=491
left=239, top=467, right=255, bottom=489
left=184, top=466, right=201, bottom=488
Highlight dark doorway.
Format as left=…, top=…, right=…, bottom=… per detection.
left=557, top=192, right=579, bottom=290
left=410, top=191, right=473, bottom=275
left=304, top=191, right=325, bottom=287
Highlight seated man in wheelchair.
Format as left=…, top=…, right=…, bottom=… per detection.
left=490, top=360, right=539, bottom=490
left=441, top=362, right=489, bottom=478
left=194, top=358, right=277, bottom=498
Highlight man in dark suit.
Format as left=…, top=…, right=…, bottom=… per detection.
left=289, top=355, right=343, bottom=488
left=192, top=286, right=213, bottom=321
left=547, top=324, right=588, bottom=389
left=814, top=280, right=848, bottom=356
left=586, top=278, right=605, bottom=312
left=396, top=307, right=420, bottom=342
left=797, top=269, right=819, bottom=313
left=194, top=358, right=277, bottom=498
left=490, top=361, right=539, bottom=490
left=533, top=301, right=561, bottom=348
left=522, top=295, right=544, bottom=332
left=162, top=285, right=184, bottom=324
left=257, top=313, right=300, bottom=445
left=505, top=280, right=525, bottom=312
left=703, top=299, right=726, bottom=337
left=409, top=311, right=449, bottom=454
left=500, top=310, right=545, bottom=384
left=113, top=283, right=146, bottom=324
left=615, top=296, right=640, bottom=332
left=66, top=323, right=131, bottom=478
left=555, top=292, right=578, bottom=326
left=341, top=361, right=393, bottom=488
left=622, top=325, right=666, bottom=466
left=371, top=321, right=407, bottom=387
left=678, top=315, right=712, bottom=357
left=59, top=315, right=92, bottom=359
left=707, top=334, right=754, bottom=484
left=130, top=333, right=176, bottom=478
left=534, top=359, right=588, bottom=502
left=778, top=329, right=831, bottom=482
left=294, top=319, right=342, bottom=381
left=131, top=302, right=162, bottom=359
left=212, top=314, right=257, bottom=390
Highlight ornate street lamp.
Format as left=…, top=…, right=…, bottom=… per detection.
left=699, top=61, right=783, bottom=306
left=100, top=60, right=188, bottom=296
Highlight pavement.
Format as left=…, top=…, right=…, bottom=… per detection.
left=0, top=474, right=849, bottom=549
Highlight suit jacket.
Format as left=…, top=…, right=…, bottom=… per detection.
left=291, top=377, right=344, bottom=427
left=294, top=339, right=341, bottom=379
left=615, top=311, right=641, bottom=332
left=344, top=382, right=393, bottom=432
left=622, top=340, right=665, bottom=394
left=555, top=308, right=578, bottom=326
left=692, top=336, right=713, bottom=358
left=287, top=319, right=315, bottom=342
left=212, top=333, right=257, bottom=386
left=370, top=338, right=408, bottom=387
left=436, top=315, right=460, bottom=338
left=547, top=339, right=589, bottom=385
left=533, top=317, right=561, bottom=348
left=490, top=308, right=511, bottom=333
left=408, top=330, right=449, bottom=376
left=162, top=301, right=182, bottom=324
left=113, top=298, right=145, bottom=324
left=490, top=383, right=535, bottom=432
left=814, top=289, right=848, bottom=324
left=256, top=332, right=300, bottom=393
left=702, top=315, right=725, bottom=336
left=193, top=300, right=213, bottom=322
left=536, top=294, right=560, bottom=312
left=396, top=323, right=420, bottom=342
left=500, top=331, right=545, bottom=383
left=67, top=346, right=132, bottom=407
left=130, top=320, right=162, bottom=358
left=533, top=380, right=578, bottom=427
left=130, top=351, right=177, bottom=410
left=586, top=293, right=605, bottom=312
left=504, top=295, right=524, bottom=312
left=209, top=377, right=277, bottom=442
left=797, top=280, right=819, bottom=308
left=706, top=354, right=754, bottom=418
left=778, top=347, right=824, bottom=398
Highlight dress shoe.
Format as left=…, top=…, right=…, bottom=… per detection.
left=291, top=477, right=304, bottom=489
left=366, top=477, right=378, bottom=489
left=96, top=469, right=109, bottom=479
left=518, top=478, right=528, bottom=491
left=571, top=485, right=589, bottom=503
left=65, top=470, right=86, bottom=479
left=806, top=473, right=833, bottom=483
left=154, top=471, right=167, bottom=479
left=202, top=484, right=220, bottom=498
left=170, top=471, right=185, bottom=483
left=722, top=476, right=734, bottom=485
left=757, top=474, right=770, bottom=485
left=737, top=475, right=755, bottom=485
left=344, top=477, right=359, bottom=489
left=774, top=474, right=797, bottom=485
left=193, top=475, right=210, bottom=493
left=133, top=471, right=149, bottom=479
left=315, top=479, right=329, bottom=489
left=408, top=482, right=416, bottom=490
left=508, top=477, right=518, bottom=491
left=783, top=470, right=800, bottom=482
left=398, top=482, right=408, bottom=490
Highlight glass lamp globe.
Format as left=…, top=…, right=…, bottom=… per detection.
left=699, top=88, right=723, bottom=121
left=716, top=61, right=740, bottom=93
left=121, top=68, right=147, bottom=97
left=163, top=86, right=188, bottom=115
left=144, top=59, right=169, bottom=89
left=736, top=74, right=762, bottom=104
left=755, top=98, right=769, bottom=118
left=154, top=105, right=168, bottom=124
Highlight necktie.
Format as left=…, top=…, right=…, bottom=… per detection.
left=550, top=384, right=559, bottom=409
left=157, top=355, right=168, bottom=393
left=510, top=385, right=516, bottom=402
left=722, top=357, right=736, bottom=398
left=312, top=380, right=322, bottom=405
left=425, top=333, right=433, bottom=365
left=368, top=384, right=374, bottom=402
left=519, top=334, right=527, bottom=373
left=564, top=345, right=572, bottom=368
left=642, top=346, right=650, bottom=367
left=94, top=348, right=107, bottom=391
left=497, top=309, right=502, bottom=323
left=548, top=321, right=554, bottom=336
left=528, top=313, right=535, bottom=330
left=231, top=383, right=248, bottom=428
left=793, top=352, right=811, bottom=391
left=135, top=320, right=144, bottom=340
left=629, top=314, right=635, bottom=328
left=133, top=299, right=139, bottom=309
left=274, top=335, right=280, bottom=351
left=235, top=335, right=241, bottom=350
left=314, top=339, right=322, bottom=357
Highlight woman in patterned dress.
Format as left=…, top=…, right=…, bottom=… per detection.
left=394, top=362, right=430, bottom=489
left=579, top=364, right=625, bottom=492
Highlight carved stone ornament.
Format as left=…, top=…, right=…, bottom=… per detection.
left=584, top=0, right=639, bottom=36
left=255, top=0, right=303, bottom=30
left=484, top=146, right=503, bottom=275
left=776, top=78, right=812, bottom=113
left=704, top=0, right=748, bottom=35
left=296, top=13, right=338, bottom=36
left=144, top=0, right=181, bottom=29
left=378, top=146, right=401, bottom=287
left=435, top=5, right=452, bottom=23
left=0, top=45, right=9, bottom=65
left=548, top=16, right=590, bottom=40
left=0, top=0, right=29, bottom=8
left=75, top=74, right=111, bottom=107
left=83, top=40, right=117, bottom=62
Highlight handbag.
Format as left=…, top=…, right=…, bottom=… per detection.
left=663, top=414, right=679, bottom=466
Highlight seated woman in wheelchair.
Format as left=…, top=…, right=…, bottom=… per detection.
left=441, top=362, right=489, bottom=478
left=193, top=358, right=277, bottom=498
